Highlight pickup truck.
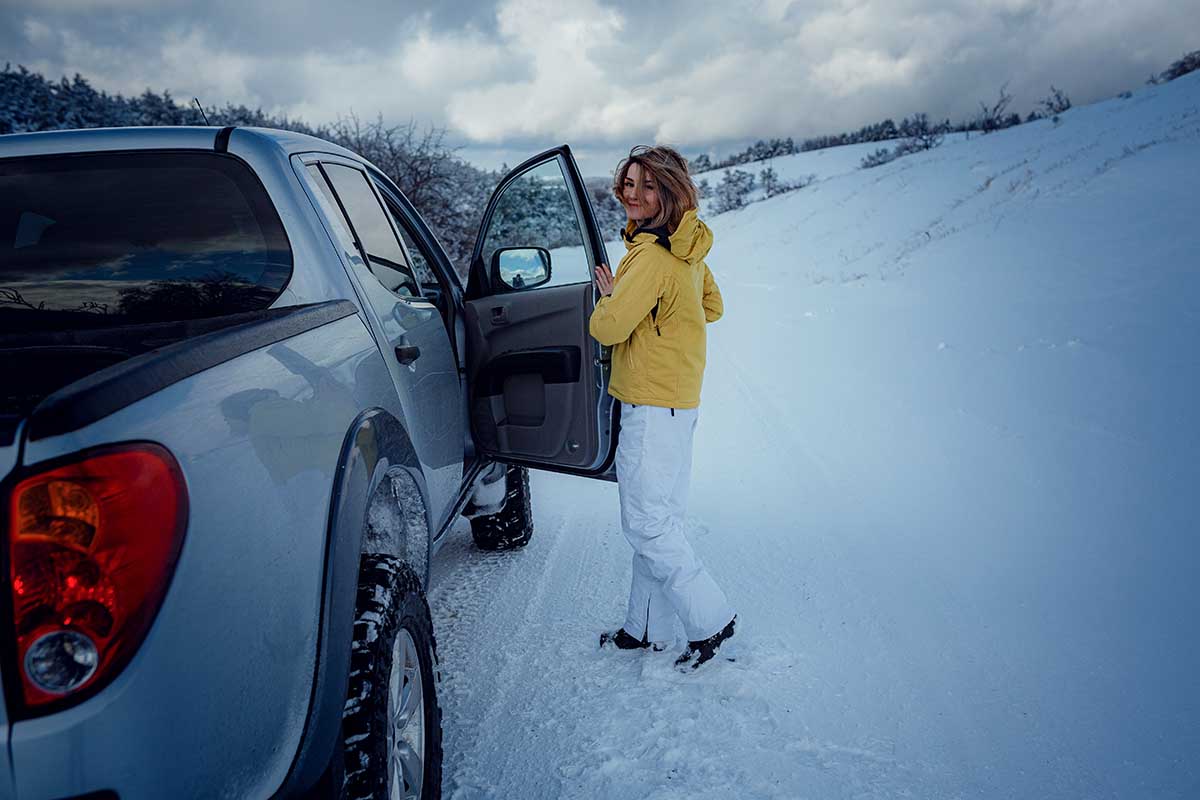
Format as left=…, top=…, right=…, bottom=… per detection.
left=0, top=125, right=618, bottom=799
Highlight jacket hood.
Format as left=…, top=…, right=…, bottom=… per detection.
left=623, top=208, right=712, bottom=265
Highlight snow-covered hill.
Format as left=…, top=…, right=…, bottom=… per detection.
left=694, top=136, right=969, bottom=211
left=431, top=72, right=1200, bottom=799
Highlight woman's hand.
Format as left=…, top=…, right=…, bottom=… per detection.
left=594, top=263, right=614, bottom=296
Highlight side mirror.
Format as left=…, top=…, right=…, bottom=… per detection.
left=492, top=247, right=552, bottom=292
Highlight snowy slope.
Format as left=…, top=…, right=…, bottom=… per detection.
left=693, top=135, right=970, bottom=213
left=430, top=72, right=1200, bottom=799
left=695, top=139, right=890, bottom=184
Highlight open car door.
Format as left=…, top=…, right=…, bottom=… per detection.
left=464, top=145, right=616, bottom=479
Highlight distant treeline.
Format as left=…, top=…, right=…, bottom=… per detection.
left=1, top=64, right=319, bottom=135
left=691, top=49, right=1200, bottom=173
left=690, top=112, right=964, bottom=173
left=693, top=105, right=1035, bottom=173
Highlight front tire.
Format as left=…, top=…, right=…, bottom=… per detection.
left=342, top=556, right=443, bottom=800
left=469, top=465, right=533, bottom=551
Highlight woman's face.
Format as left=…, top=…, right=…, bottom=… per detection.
left=622, top=161, right=661, bottom=224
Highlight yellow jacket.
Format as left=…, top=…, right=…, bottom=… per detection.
left=589, top=209, right=723, bottom=409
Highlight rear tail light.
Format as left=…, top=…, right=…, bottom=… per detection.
left=6, top=444, right=187, bottom=711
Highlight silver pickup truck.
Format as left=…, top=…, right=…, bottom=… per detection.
left=0, top=126, right=617, bottom=799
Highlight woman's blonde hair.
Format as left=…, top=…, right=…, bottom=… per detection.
left=612, top=144, right=699, bottom=233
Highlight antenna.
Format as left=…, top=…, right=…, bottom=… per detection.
left=192, top=97, right=211, bottom=126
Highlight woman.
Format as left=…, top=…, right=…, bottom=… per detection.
left=590, top=145, right=736, bottom=671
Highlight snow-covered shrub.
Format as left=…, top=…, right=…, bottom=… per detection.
left=862, top=121, right=946, bottom=169
left=713, top=169, right=756, bottom=213
left=1039, top=86, right=1072, bottom=116
left=758, top=168, right=816, bottom=198
left=760, top=167, right=780, bottom=197
left=690, top=153, right=713, bottom=173
left=1154, top=50, right=1200, bottom=83
left=860, top=148, right=899, bottom=169
left=587, top=180, right=626, bottom=237
left=697, top=178, right=712, bottom=200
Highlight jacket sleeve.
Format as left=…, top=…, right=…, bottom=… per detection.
left=702, top=264, right=724, bottom=323
left=589, top=253, right=661, bottom=346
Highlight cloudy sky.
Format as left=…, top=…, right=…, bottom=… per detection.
left=3, top=0, right=1198, bottom=174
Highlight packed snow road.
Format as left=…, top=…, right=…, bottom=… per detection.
left=429, top=72, right=1199, bottom=800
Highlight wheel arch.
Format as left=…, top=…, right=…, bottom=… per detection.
left=271, top=407, right=433, bottom=798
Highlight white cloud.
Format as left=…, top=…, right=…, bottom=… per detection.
left=158, top=28, right=260, bottom=105
left=19, top=20, right=264, bottom=108
left=812, top=47, right=922, bottom=96
left=400, top=23, right=512, bottom=92
left=444, top=0, right=624, bottom=140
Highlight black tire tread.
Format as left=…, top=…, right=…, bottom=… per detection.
left=469, top=465, right=534, bottom=551
left=342, top=555, right=443, bottom=800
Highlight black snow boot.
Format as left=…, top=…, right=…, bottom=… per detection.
left=675, top=616, right=737, bottom=671
left=599, top=628, right=651, bottom=650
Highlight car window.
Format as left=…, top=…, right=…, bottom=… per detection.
left=305, top=164, right=362, bottom=265
left=0, top=152, right=292, bottom=333
left=320, top=163, right=421, bottom=299
left=480, top=158, right=591, bottom=289
left=378, top=195, right=439, bottom=292
left=395, top=224, right=438, bottom=290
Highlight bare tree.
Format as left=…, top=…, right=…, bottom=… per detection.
left=325, top=113, right=495, bottom=272
left=976, top=83, right=1014, bottom=133
left=329, top=113, right=457, bottom=209
left=899, top=113, right=950, bottom=151
left=0, top=287, right=44, bottom=310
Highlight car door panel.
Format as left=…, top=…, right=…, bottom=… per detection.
left=465, top=283, right=597, bottom=465
left=465, top=146, right=616, bottom=478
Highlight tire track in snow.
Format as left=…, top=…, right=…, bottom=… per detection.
left=456, top=481, right=611, bottom=798
left=430, top=477, right=624, bottom=798
left=428, top=529, right=533, bottom=798
left=429, top=515, right=572, bottom=798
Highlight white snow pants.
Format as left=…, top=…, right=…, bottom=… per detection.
left=616, top=402, right=735, bottom=643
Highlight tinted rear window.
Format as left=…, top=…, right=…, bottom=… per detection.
left=0, top=151, right=292, bottom=333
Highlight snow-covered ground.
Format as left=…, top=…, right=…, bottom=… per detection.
left=430, top=72, right=1200, bottom=799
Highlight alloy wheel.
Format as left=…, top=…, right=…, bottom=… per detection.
left=387, top=629, right=426, bottom=800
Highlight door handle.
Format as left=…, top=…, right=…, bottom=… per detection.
left=491, top=306, right=509, bottom=325
left=395, top=345, right=422, bottom=365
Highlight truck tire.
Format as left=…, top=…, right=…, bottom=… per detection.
left=342, top=555, right=443, bottom=800
left=469, top=465, right=533, bottom=550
